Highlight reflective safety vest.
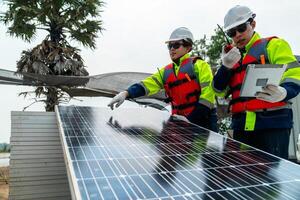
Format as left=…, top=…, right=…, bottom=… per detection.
left=163, top=57, right=201, bottom=116
left=228, top=37, right=287, bottom=113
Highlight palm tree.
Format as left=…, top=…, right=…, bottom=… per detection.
left=0, top=0, right=104, bottom=111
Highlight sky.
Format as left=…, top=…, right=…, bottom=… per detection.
left=1, top=0, right=300, bottom=143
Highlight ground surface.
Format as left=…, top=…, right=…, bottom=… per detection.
left=0, top=167, right=9, bottom=200
left=0, top=182, right=8, bottom=200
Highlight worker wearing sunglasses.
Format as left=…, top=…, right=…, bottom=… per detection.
left=213, top=5, right=300, bottom=159
left=167, top=39, right=193, bottom=61
left=226, top=20, right=251, bottom=38
left=109, top=27, right=218, bottom=132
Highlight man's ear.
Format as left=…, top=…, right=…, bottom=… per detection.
left=251, top=20, right=256, bottom=29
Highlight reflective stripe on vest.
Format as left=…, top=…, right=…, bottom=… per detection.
left=163, top=58, right=201, bottom=116
left=228, top=37, right=286, bottom=113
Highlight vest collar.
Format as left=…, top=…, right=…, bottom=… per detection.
left=172, top=53, right=190, bottom=67
left=244, top=32, right=261, bottom=52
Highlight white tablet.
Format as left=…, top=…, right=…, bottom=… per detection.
left=240, top=64, right=287, bottom=97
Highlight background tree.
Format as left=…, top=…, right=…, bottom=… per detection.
left=192, top=26, right=233, bottom=135
left=192, top=27, right=231, bottom=69
left=0, top=0, right=104, bottom=111
left=191, top=35, right=208, bottom=60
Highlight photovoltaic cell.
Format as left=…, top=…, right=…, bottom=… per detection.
left=56, top=105, right=300, bottom=200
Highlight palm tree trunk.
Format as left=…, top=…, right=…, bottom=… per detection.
left=45, top=87, right=59, bottom=112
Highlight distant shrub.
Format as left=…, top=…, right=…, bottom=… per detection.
left=0, top=143, right=10, bottom=152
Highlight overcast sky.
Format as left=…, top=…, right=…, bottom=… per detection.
left=1, top=0, right=300, bottom=143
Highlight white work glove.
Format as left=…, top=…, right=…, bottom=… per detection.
left=172, top=114, right=190, bottom=122
left=221, top=46, right=241, bottom=69
left=107, top=91, right=128, bottom=110
left=256, top=84, right=287, bottom=103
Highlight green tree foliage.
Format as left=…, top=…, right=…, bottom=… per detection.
left=192, top=26, right=231, bottom=69
left=192, top=26, right=233, bottom=133
left=0, top=0, right=104, bottom=111
left=191, top=35, right=208, bottom=60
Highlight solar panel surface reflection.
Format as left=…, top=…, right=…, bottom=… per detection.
left=57, top=106, right=300, bottom=200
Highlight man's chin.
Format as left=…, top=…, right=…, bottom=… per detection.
left=236, top=39, right=247, bottom=48
left=171, top=55, right=178, bottom=60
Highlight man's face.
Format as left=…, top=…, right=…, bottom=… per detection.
left=227, top=20, right=256, bottom=49
left=167, top=40, right=191, bottom=61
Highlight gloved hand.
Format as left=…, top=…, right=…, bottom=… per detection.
left=221, top=46, right=241, bottom=69
left=172, top=114, right=190, bottom=122
left=256, top=84, right=287, bottom=103
left=107, top=91, right=128, bottom=110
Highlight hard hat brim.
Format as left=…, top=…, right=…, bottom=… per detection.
left=224, top=13, right=256, bottom=31
left=165, top=38, right=193, bottom=44
left=224, top=20, right=247, bottom=31
left=165, top=38, right=183, bottom=43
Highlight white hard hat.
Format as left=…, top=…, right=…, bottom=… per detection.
left=224, top=5, right=256, bottom=31
left=165, top=27, right=194, bottom=44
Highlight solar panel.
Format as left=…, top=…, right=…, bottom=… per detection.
left=56, top=105, right=300, bottom=200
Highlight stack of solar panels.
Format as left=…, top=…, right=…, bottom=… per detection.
left=56, top=105, right=300, bottom=200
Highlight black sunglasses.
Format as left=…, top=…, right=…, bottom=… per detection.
left=226, top=22, right=250, bottom=38
left=167, top=42, right=184, bottom=50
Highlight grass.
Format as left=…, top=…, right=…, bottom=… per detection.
left=0, top=167, right=8, bottom=200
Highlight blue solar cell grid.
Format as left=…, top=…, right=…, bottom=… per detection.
left=57, top=106, right=300, bottom=200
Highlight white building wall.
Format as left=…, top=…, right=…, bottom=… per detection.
left=9, top=111, right=71, bottom=200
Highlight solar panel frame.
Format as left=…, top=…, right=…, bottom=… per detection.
left=56, top=106, right=83, bottom=200
left=56, top=105, right=300, bottom=200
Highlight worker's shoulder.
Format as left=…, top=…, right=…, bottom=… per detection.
left=192, top=57, right=210, bottom=67
left=265, top=37, right=294, bottom=57
left=191, top=56, right=203, bottom=63
left=267, top=36, right=291, bottom=47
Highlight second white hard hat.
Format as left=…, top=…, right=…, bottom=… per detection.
left=165, top=27, right=194, bottom=44
left=224, top=5, right=256, bottom=31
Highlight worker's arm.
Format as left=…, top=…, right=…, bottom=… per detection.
left=212, top=47, right=240, bottom=96
left=187, top=60, right=216, bottom=122
left=194, top=59, right=216, bottom=108
left=127, top=83, right=146, bottom=98
left=108, top=68, right=164, bottom=109
left=212, top=65, right=233, bottom=96
left=267, top=38, right=300, bottom=101
left=127, top=67, right=164, bottom=98
left=281, top=82, right=300, bottom=100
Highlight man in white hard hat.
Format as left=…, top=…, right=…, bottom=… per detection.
left=108, top=27, right=218, bottom=131
left=213, top=5, right=300, bottom=159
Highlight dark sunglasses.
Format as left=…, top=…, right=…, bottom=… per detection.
left=226, top=22, right=250, bottom=38
left=167, top=42, right=184, bottom=50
